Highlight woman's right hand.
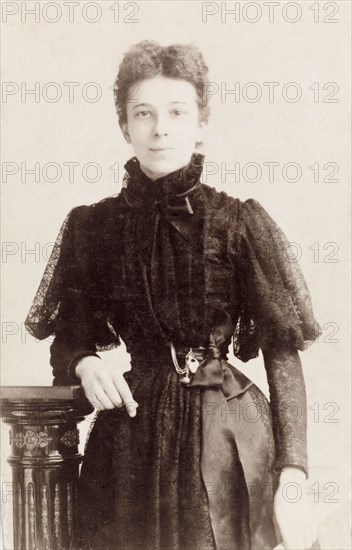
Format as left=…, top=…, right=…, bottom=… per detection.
left=75, top=355, right=139, bottom=417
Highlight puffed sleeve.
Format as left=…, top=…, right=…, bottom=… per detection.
left=233, top=198, right=321, bottom=361
left=232, top=198, right=321, bottom=477
left=24, top=206, right=120, bottom=385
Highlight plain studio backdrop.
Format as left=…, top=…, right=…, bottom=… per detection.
left=1, top=1, right=351, bottom=548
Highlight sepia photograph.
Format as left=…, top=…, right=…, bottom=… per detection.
left=1, top=1, right=351, bottom=549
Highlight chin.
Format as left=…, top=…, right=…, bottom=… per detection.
left=143, top=155, right=191, bottom=177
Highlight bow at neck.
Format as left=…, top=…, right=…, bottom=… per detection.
left=122, top=153, right=205, bottom=212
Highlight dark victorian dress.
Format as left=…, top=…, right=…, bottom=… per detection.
left=25, top=153, right=320, bottom=550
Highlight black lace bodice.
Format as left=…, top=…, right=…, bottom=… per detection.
left=24, top=152, right=321, bottom=475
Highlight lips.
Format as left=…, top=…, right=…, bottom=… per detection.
left=149, top=147, right=174, bottom=152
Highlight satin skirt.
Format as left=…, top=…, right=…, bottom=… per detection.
left=77, top=357, right=278, bottom=550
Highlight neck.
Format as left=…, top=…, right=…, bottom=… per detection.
left=139, top=154, right=195, bottom=183
left=139, top=164, right=170, bottom=181
left=123, top=152, right=205, bottom=201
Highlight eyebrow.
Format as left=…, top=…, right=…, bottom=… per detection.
left=132, top=101, right=187, bottom=110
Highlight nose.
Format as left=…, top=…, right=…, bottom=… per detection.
left=153, top=115, right=169, bottom=137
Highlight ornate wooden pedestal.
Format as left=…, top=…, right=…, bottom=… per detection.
left=0, top=386, right=93, bottom=550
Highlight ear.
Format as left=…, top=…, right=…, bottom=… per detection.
left=195, top=120, right=207, bottom=151
left=120, top=122, right=131, bottom=144
left=196, top=119, right=207, bottom=143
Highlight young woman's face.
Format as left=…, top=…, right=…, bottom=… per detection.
left=121, top=75, right=206, bottom=180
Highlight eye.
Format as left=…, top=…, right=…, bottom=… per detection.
left=135, top=110, right=151, bottom=118
left=171, top=108, right=186, bottom=117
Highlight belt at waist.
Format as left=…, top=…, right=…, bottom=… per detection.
left=129, top=344, right=228, bottom=367
left=129, top=342, right=252, bottom=400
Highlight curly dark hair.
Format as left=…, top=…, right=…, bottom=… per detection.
left=114, top=40, right=210, bottom=125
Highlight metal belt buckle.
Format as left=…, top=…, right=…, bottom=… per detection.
left=170, top=343, right=200, bottom=385
left=185, top=348, right=200, bottom=374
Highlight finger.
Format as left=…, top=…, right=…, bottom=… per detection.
left=101, top=377, right=124, bottom=407
left=105, top=388, right=124, bottom=408
left=93, top=390, right=115, bottom=410
left=82, top=388, right=101, bottom=411
left=125, top=401, right=139, bottom=417
left=93, top=399, right=103, bottom=411
left=112, top=373, right=138, bottom=416
left=87, top=395, right=103, bottom=411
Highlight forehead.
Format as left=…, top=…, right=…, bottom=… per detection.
left=131, top=76, right=198, bottom=106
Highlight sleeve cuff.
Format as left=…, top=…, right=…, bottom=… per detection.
left=67, top=352, right=100, bottom=384
left=275, top=460, right=309, bottom=480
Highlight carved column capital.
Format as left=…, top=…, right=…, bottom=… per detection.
left=1, top=385, right=93, bottom=550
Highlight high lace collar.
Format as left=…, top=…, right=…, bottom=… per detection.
left=123, top=152, right=205, bottom=204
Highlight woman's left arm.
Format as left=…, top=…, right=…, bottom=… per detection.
left=263, top=346, right=308, bottom=476
left=263, top=347, right=317, bottom=549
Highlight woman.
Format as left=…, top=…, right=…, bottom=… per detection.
left=25, top=41, right=321, bottom=550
